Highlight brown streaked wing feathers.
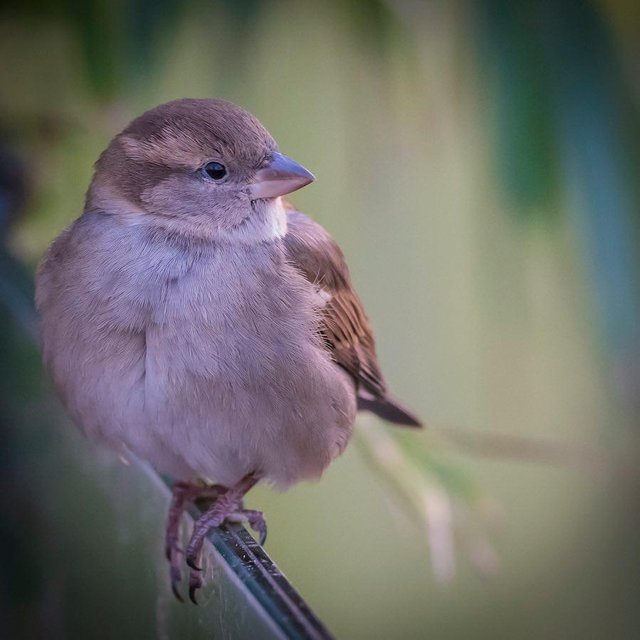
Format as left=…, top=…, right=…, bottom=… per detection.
left=283, top=204, right=421, bottom=428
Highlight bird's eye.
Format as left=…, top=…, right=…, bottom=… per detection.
left=203, top=161, right=227, bottom=181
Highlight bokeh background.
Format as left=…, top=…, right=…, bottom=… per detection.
left=0, top=1, right=639, bottom=638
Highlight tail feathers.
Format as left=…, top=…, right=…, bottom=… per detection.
left=357, top=392, right=422, bottom=428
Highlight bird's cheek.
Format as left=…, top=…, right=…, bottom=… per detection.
left=140, top=178, right=187, bottom=217
left=210, top=192, right=253, bottom=228
left=142, top=179, right=251, bottom=235
left=141, top=177, right=209, bottom=220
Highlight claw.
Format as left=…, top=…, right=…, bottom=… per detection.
left=189, top=569, right=203, bottom=605
left=171, top=581, right=184, bottom=603
left=168, top=543, right=185, bottom=603
left=243, top=509, right=268, bottom=545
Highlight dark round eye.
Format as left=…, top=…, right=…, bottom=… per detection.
left=203, top=161, right=227, bottom=180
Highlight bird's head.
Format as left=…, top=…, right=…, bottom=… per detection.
left=87, top=98, right=314, bottom=241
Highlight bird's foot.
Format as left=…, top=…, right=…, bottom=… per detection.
left=227, top=508, right=267, bottom=545
left=165, top=481, right=224, bottom=602
left=184, top=473, right=261, bottom=604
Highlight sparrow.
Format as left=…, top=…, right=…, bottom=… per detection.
left=35, top=98, right=421, bottom=602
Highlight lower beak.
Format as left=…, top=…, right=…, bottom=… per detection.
left=249, top=152, right=315, bottom=200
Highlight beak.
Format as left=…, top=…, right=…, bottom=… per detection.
left=249, top=152, right=315, bottom=200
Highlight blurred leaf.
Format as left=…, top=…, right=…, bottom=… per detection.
left=478, top=0, right=559, bottom=217
left=64, top=0, right=120, bottom=99
left=356, top=419, right=499, bottom=581
left=341, top=0, right=398, bottom=54
left=536, top=0, right=640, bottom=365
left=123, top=0, right=185, bottom=91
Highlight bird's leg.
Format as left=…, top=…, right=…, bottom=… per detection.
left=165, top=481, right=224, bottom=602
left=185, top=472, right=261, bottom=603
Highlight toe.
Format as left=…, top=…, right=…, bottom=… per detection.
left=244, top=509, right=268, bottom=545
left=171, top=580, right=184, bottom=603
left=189, top=569, right=203, bottom=605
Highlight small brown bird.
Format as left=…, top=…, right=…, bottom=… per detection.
left=35, top=98, right=421, bottom=602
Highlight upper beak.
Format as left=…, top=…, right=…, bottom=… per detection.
left=249, top=152, right=315, bottom=200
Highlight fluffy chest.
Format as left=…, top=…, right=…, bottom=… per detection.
left=38, top=214, right=356, bottom=485
left=117, top=238, right=322, bottom=383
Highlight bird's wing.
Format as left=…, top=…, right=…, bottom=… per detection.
left=283, top=204, right=421, bottom=427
